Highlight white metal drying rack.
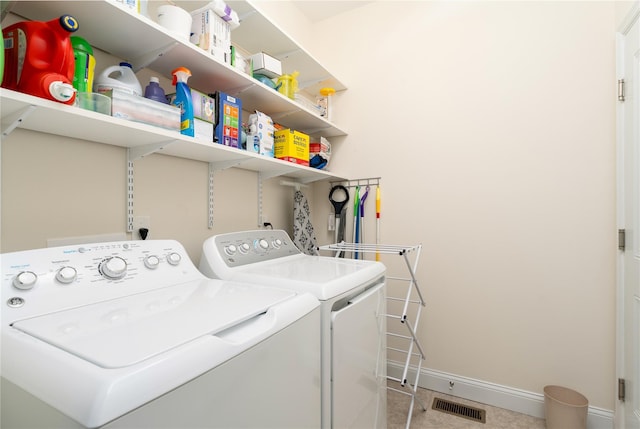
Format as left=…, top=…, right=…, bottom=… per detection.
left=318, top=242, right=427, bottom=429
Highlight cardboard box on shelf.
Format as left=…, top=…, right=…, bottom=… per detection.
left=213, top=92, right=242, bottom=148
left=250, top=52, right=281, bottom=78
left=246, top=111, right=274, bottom=157
left=194, top=118, right=213, bottom=141
left=274, top=129, right=309, bottom=166
left=309, top=136, right=331, bottom=169
left=191, top=5, right=231, bottom=64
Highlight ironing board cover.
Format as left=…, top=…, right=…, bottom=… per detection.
left=293, top=190, right=319, bottom=255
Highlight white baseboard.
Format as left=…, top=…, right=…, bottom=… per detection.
left=387, top=361, right=614, bottom=429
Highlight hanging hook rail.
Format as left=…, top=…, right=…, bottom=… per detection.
left=330, top=176, right=381, bottom=189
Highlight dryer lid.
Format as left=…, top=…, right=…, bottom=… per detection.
left=231, top=255, right=386, bottom=300
left=11, top=279, right=295, bottom=368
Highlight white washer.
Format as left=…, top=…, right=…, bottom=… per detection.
left=1, top=239, right=321, bottom=428
left=199, top=230, right=387, bottom=429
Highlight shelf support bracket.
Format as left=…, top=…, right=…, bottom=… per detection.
left=209, top=158, right=249, bottom=170
left=1, top=105, right=36, bottom=138
left=128, top=140, right=179, bottom=161
left=208, top=158, right=248, bottom=228
left=258, top=173, right=264, bottom=227
left=270, top=109, right=300, bottom=121
left=127, top=150, right=135, bottom=232
left=259, top=167, right=297, bottom=181
left=208, top=163, right=215, bottom=229
left=126, top=140, right=179, bottom=232
left=130, top=41, right=178, bottom=71
left=304, top=125, right=332, bottom=135
left=228, top=83, right=256, bottom=96
left=257, top=168, right=298, bottom=226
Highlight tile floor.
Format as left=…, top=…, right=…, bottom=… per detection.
left=387, top=385, right=546, bottom=429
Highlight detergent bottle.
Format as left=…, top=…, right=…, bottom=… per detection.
left=2, top=15, right=79, bottom=104
left=171, top=67, right=194, bottom=137
left=94, top=62, right=142, bottom=96
left=144, top=77, right=168, bottom=104
left=71, top=36, right=95, bottom=93
left=277, top=71, right=299, bottom=99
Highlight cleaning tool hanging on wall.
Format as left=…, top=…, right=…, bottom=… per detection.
left=293, top=189, right=319, bottom=255
left=376, top=185, right=381, bottom=261
left=329, top=185, right=349, bottom=258
left=358, top=186, right=369, bottom=259
left=352, top=186, right=360, bottom=259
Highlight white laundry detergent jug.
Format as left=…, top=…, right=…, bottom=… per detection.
left=94, top=62, right=142, bottom=96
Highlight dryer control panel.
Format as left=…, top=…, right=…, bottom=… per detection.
left=203, top=230, right=301, bottom=268
left=1, top=240, right=203, bottom=322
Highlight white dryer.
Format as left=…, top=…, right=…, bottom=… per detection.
left=1, top=239, right=321, bottom=428
left=199, top=230, right=387, bottom=429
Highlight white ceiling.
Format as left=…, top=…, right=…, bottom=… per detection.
left=292, top=1, right=374, bottom=23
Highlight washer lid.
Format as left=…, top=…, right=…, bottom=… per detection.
left=11, top=279, right=295, bottom=368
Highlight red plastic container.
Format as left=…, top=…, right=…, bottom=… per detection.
left=2, top=15, right=79, bottom=104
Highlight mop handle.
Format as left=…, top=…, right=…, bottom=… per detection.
left=376, top=186, right=381, bottom=261
left=353, top=186, right=360, bottom=258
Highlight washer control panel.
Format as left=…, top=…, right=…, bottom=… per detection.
left=209, top=230, right=301, bottom=268
left=1, top=240, right=202, bottom=321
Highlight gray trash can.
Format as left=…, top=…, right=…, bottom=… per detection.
left=544, top=385, right=588, bottom=429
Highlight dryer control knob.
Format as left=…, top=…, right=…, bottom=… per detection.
left=13, top=271, right=38, bottom=290
left=167, top=252, right=182, bottom=266
left=99, top=256, right=127, bottom=280
left=272, top=239, right=283, bottom=248
left=144, top=255, right=160, bottom=269
left=224, top=245, right=237, bottom=256
left=55, top=266, right=77, bottom=284
left=256, top=239, right=269, bottom=252
left=239, top=243, right=250, bottom=254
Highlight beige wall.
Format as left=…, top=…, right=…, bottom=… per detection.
left=1, top=0, right=626, bottom=412
left=258, top=0, right=620, bottom=410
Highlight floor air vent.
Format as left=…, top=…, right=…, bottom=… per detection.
left=432, top=397, right=486, bottom=423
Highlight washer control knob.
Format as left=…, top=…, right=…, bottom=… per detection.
left=144, top=255, right=160, bottom=269
left=99, top=256, right=127, bottom=280
left=224, top=245, right=237, bottom=256
left=55, top=266, right=77, bottom=284
left=239, top=243, right=250, bottom=254
left=272, top=239, right=283, bottom=248
left=167, top=252, right=181, bottom=266
left=13, top=271, right=38, bottom=290
left=255, top=239, right=269, bottom=252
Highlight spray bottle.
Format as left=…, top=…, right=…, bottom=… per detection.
left=171, top=67, right=194, bottom=137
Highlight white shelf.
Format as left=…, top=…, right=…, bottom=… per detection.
left=0, top=88, right=345, bottom=183
left=227, top=0, right=347, bottom=96
left=8, top=0, right=347, bottom=138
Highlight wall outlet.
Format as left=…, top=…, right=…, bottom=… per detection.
left=133, top=216, right=151, bottom=240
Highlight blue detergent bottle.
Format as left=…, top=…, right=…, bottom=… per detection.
left=171, top=67, right=194, bottom=137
